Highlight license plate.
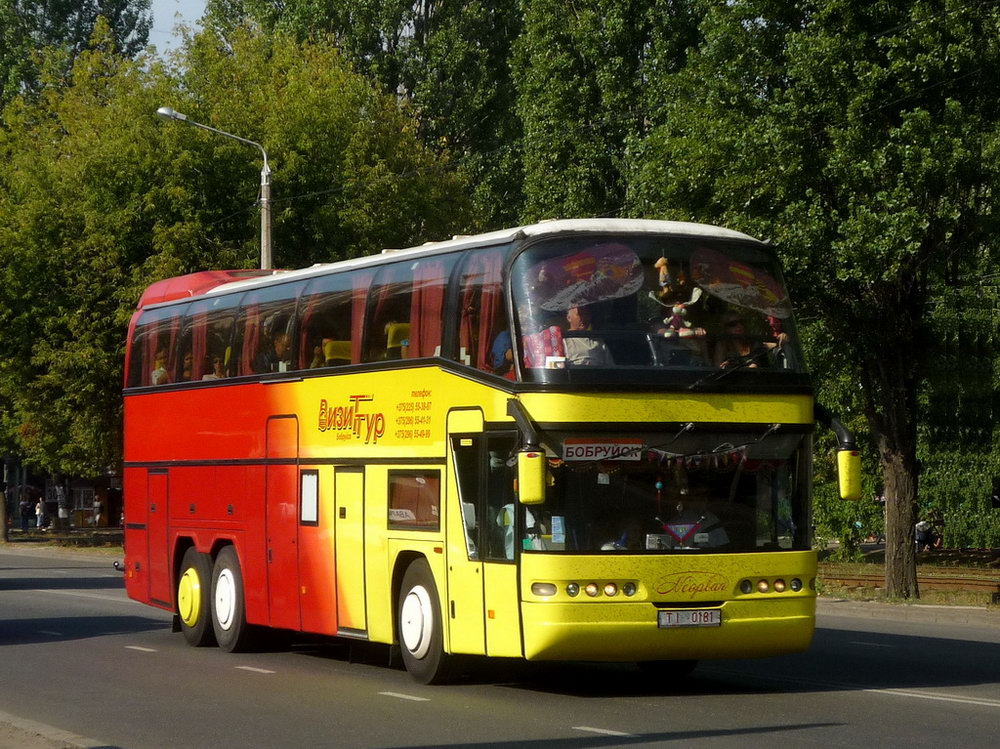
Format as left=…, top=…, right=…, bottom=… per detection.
left=658, top=609, right=721, bottom=628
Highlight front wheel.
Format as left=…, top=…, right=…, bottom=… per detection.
left=397, top=559, right=454, bottom=684
left=177, top=548, right=215, bottom=647
left=211, top=546, right=253, bottom=652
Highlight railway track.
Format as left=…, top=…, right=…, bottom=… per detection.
left=819, top=568, right=1000, bottom=604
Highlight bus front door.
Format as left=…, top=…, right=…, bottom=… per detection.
left=447, top=413, right=521, bottom=658
left=266, top=415, right=301, bottom=631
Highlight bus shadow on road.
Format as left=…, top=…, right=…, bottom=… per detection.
left=0, top=616, right=169, bottom=646
left=0, top=572, right=124, bottom=592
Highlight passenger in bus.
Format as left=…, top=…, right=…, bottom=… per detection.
left=254, top=331, right=292, bottom=373
left=309, top=343, right=325, bottom=369
left=150, top=349, right=170, bottom=385
left=490, top=330, right=516, bottom=379
left=563, top=305, right=613, bottom=367
left=201, top=356, right=226, bottom=381
left=181, top=350, right=193, bottom=381
left=713, top=313, right=787, bottom=368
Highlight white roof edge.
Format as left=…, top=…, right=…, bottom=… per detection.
left=202, top=218, right=760, bottom=298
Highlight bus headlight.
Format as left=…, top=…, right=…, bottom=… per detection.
left=603, top=583, right=618, bottom=597
left=756, top=579, right=770, bottom=594
left=585, top=583, right=600, bottom=597
left=773, top=579, right=786, bottom=593
left=566, top=583, right=580, bottom=597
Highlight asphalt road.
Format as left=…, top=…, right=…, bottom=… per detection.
left=1, top=546, right=998, bottom=749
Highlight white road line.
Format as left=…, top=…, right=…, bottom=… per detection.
left=125, top=645, right=157, bottom=653
left=848, top=640, right=894, bottom=648
left=379, top=692, right=430, bottom=702
left=863, top=688, right=1000, bottom=709
left=39, top=630, right=63, bottom=636
left=27, top=588, right=138, bottom=604
left=573, top=726, right=634, bottom=737
left=236, top=666, right=276, bottom=674
left=706, top=667, right=1000, bottom=710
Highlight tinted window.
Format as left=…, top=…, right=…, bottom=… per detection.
left=234, top=282, right=302, bottom=376
left=127, top=305, right=186, bottom=387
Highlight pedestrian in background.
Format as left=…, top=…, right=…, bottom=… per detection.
left=93, top=497, right=102, bottom=528
left=19, top=495, right=31, bottom=531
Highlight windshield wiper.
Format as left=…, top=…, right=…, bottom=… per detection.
left=687, top=352, right=764, bottom=390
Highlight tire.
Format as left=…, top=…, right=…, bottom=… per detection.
left=177, top=547, right=215, bottom=647
left=397, top=558, right=453, bottom=684
left=211, top=545, right=253, bottom=653
left=637, top=659, right=698, bottom=678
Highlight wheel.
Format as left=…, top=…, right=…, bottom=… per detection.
left=397, top=559, right=453, bottom=684
left=177, top=547, right=215, bottom=647
left=211, top=545, right=253, bottom=652
left=637, top=659, right=698, bottom=677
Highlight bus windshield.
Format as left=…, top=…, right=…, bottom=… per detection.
left=510, top=234, right=803, bottom=381
left=520, top=432, right=811, bottom=555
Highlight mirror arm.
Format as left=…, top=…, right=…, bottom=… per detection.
left=507, top=398, right=540, bottom=450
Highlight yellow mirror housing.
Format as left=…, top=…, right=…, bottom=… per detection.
left=517, top=450, right=547, bottom=505
left=837, top=449, right=862, bottom=501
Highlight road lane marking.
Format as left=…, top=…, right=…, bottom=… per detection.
left=863, top=688, right=1000, bottom=709
left=848, top=641, right=894, bottom=648
left=573, top=726, right=634, bottom=737
left=236, top=666, right=276, bottom=674
left=39, top=630, right=63, bottom=636
left=125, top=646, right=157, bottom=652
left=706, top=667, right=1000, bottom=710
left=28, top=588, right=138, bottom=604
left=379, top=692, right=430, bottom=702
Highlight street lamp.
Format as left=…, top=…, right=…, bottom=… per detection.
left=156, top=106, right=273, bottom=270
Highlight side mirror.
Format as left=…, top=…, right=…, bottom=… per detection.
left=517, top=450, right=547, bottom=505
left=837, top=449, right=862, bottom=500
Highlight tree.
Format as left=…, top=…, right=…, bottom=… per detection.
left=629, top=0, right=1000, bottom=597
left=0, top=0, right=151, bottom=106
left=203, top=1, right=524, bottom=228
left=0, top=22, right=472, bottom=476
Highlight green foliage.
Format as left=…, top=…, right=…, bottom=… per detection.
left=0, top=23, right=471, bottom=475
left=0, top=0, right=151, bottom=106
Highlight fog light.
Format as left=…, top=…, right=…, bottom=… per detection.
left=739, top=579, right=753, bottom=595
left=757, top=579, right=770, bottom=594
left=566, top=583, right=580, bottom=597
left=790, top=578, right=803, bottom=592
left=532, top=582, right=557, bottom=597
left=604, top=583, right=618, bottom=597
left=622, top=582, right=637, bottom=597
left=585, top=583, right=600, bottom=597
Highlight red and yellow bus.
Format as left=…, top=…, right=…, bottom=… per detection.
left=122, top=219, right=859, bottom=683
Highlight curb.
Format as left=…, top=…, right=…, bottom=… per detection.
left=818, top=596, right=1000, bottom=628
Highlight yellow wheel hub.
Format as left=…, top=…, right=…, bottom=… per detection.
left=178, top=567, right=202, bottom=627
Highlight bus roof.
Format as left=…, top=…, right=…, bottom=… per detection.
left=137, top=219, right=762, bottom=309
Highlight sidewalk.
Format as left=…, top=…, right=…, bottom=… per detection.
left=817, top=596, right=1000, bottom=628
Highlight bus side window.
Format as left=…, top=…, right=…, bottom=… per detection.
left=451, top=437, right=481, bottom=560
left=387, top=471, right=440, bottom=531
left=128, top=306, right=184, bottom=387
left=234, top=282, right=302, bottom=375
left=297, top=269, right=373, bottom=369
left=408, top=255, right=457, bottom=359
left=365, top=266, right=413, bottom=362
left=455, top=248, right=506, bottom=375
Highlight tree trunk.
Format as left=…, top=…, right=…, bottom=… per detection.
left=881, top=444, right=919, bottom=598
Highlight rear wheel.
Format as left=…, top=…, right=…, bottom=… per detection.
left=211, top=546, right=253, bottom=652
left=397, top=559, right=453, bottom=684
left=177, top=548, right=215, bottom=647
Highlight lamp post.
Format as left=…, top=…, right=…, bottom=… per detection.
left=156, top=106, right=272, bottom=270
